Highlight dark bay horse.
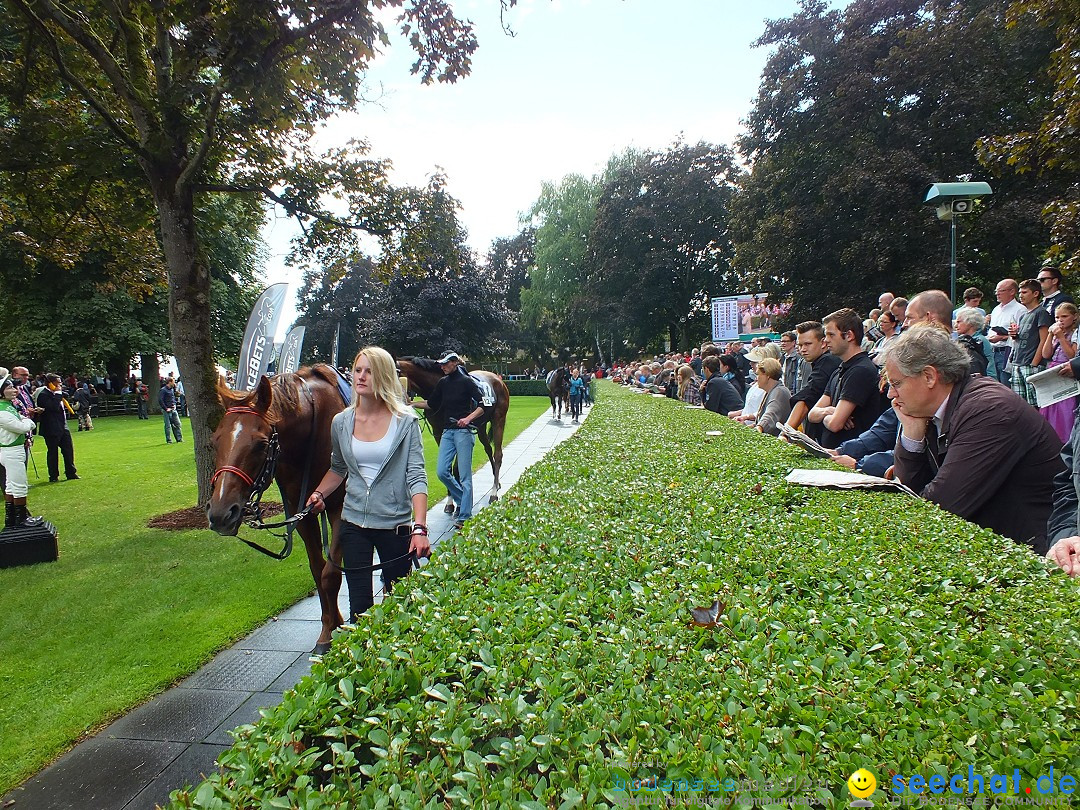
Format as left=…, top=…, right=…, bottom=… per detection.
left=547, top=366, right=569, bottom=420
left=396, top=357, right=510, bottom=504
left=206, top=364, right=346, bottom=654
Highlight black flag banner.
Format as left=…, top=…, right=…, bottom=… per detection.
left=236, top=283, right=289, bottom=391
left=278, top=325, right=306, bottom=376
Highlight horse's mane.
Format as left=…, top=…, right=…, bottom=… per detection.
left=217, top=364, right=340, bottom=425
left=399, top=356, right=442, bottom=373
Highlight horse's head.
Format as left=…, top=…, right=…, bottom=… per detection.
left=396, top=356, right=442, bottom=399
left=206, top=375, right=277, bottom=535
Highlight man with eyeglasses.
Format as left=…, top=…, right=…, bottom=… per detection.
left=986, top=278, right=1027, bottom=384
left=1038, top=264, right=1073, bottom=317
left=779, top=331, right=803, bottom=394
left=888, top=325, right=1063, bottom=553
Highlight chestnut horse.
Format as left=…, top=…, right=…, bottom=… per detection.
left=396, top=357, right=510, bottom=504
left=206, top=364, right=346, bottom=654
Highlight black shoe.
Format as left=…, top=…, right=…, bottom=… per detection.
left=49, top=477, right=59, bottom=483
left=453, top=519, right=465, bottom=529
left=66, top=474, right=80, bottom=480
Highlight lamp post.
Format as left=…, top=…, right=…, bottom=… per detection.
left=923, top=182, right=992, bottom=305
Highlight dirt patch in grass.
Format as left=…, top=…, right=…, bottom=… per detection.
left=148, top=502, right=284, bottom=530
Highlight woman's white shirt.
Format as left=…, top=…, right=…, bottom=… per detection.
left=350, top=413, right=399, bottom=485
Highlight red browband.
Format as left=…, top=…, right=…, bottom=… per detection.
left=211, top=465, right=254, bottom=486
left=211, top=407, right=269, bottom=487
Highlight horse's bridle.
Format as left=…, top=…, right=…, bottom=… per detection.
left=210, top=381, right=318, bottom=560
left=210, top=406, right=282, bottom=521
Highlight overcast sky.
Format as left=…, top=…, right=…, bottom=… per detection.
left=262, top=0, right=825, bottom=320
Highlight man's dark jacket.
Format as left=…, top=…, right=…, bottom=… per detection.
left=702, top=375, right=743, bottom=415
left=35, top=388, right=69, bottom=436
left=428, top=367, right=483, bottom=426
left=893, top=375, right=1064, bottom=553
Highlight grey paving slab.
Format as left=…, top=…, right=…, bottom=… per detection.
left=179, top=649, right=301, bottom=692
left=205, top=692, right=284, bottom=745
left=104, top=688, right=249, bottom=743
left=1, top=737, right=186, bottom=810
left=267, top=654, right=314, bottom=692
left=235, top=618, right=323, bottom=652
left=125, top=743, right=229, bottom=810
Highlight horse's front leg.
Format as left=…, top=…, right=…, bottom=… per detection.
left=297, top=515, right=343, bottom=654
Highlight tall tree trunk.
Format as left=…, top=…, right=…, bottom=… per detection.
left=140, top=353, right=161, bottom=414
left=152, top=181, right=223, bottom=505
left=594, top=328, right=606, bottom=367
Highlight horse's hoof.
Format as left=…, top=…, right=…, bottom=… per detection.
left=311, top=641, right=332, bottom=657
left=489, top=494, right=499, bottom=504
left=444, top=501, right=456, bottom=514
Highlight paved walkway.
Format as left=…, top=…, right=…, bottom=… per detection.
left=2, top=407, right=590, bottom=810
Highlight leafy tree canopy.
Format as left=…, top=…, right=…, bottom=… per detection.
left=733, top=0, right=1058, bottom=321
left=977, top=0, right=1080, bottom=273
left=587, top=141, right=742, bottom=353
left=297, top=178, right=513, bottom=364
left=0, top=0, right=498, bottom=500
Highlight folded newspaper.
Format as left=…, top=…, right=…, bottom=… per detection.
left=1024, top=365, right=1080, bottom=408
left=785, top=468, right=919, bottom=497
left=777, top=422, right=833, bottom=458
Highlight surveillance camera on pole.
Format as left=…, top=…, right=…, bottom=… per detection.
left=923, top=182, right=993, bottom=303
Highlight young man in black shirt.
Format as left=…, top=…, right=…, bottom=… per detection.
left=809, top=308, right=887, bottom=449
left=417, top=351, right=485, bottom=528
left=784, top=321, right=841, bottom=444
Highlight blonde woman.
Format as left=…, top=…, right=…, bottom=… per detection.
left=306, top=346, right=429, bottom=622
left=676, top=364, right=701, bottom=405
left=751, top=358, right=792, bottom=436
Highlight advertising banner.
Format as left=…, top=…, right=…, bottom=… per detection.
left=278, top=325, right=306, bottom=376
left=236, top=283, right=289, bottom=391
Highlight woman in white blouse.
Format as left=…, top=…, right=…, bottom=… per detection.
left=307, top=346, right=430, bottom=622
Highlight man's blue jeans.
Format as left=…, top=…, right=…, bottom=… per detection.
left=437, top=428, right=475, bottom=520
left=163, top=409, right=182, bottom=442
left=994, top=347, right=1012, bottom=385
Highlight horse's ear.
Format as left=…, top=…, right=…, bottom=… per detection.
left=254, top=375, right=273, bottom=414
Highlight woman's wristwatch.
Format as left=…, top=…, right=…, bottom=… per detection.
left=411, top=524, right=428, bottom=536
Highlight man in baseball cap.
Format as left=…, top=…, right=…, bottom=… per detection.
left=414, top=350, right=484, bottom=528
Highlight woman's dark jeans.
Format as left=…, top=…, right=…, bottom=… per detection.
left=338, top=522, right=413, bottom=621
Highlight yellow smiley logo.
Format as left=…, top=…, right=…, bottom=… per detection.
left=847, top=769, right=877, bottom=799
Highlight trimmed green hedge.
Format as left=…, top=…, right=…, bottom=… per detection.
left=504, top=379, right=597, bottom=398
left=505, top=379, right=550, bottom=397
left=170, top=383, right=1080, bottom=809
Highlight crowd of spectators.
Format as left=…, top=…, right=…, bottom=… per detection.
left=610, top=268, right=1080, bottom=579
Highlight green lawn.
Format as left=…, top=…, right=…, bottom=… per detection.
left=0, top=396, right=550, bottom=794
